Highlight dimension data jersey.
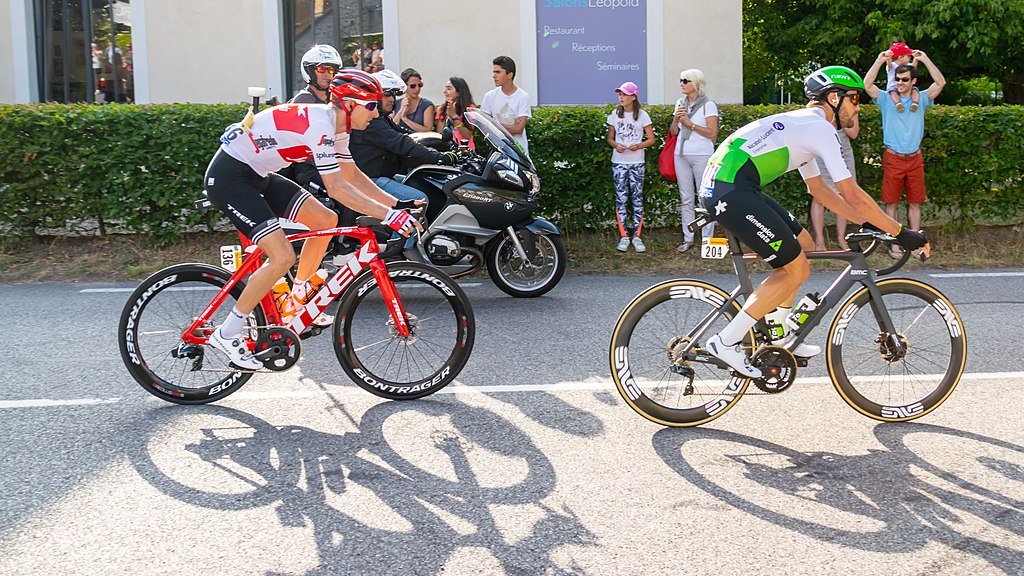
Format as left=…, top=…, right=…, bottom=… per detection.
left=703, top=107, right=852, bottom=187
left=218, top=103, right=354, bottom=177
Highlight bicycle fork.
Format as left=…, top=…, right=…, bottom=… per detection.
left=368, top=258, right=412, bottom=338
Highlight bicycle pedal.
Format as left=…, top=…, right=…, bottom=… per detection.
left=299, top=326, right=323, bottom=340
left=794, top=357, right=810, bottom=368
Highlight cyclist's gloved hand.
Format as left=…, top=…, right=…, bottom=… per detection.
left=383, top=208, right=416, bottom=237
left=437, top=151, right=458, bottom=166
left=895, top=226, right=928, bottom=251
left=393, top=198, right=418, bottom=210
left=860, top=221, right=883, bottom=233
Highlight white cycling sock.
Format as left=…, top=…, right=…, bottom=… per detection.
left=218, top=306, right=248, bottom=338
left=718, top=311, right=757, bottom=346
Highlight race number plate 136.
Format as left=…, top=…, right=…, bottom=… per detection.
left=701, top=237, right=729, bottom=259
left=219, top=245, right=242, bottom=271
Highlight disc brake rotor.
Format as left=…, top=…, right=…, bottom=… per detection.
left=875, top=332, right=909, bottom=363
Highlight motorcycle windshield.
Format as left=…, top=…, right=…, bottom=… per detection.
left=464, top=109, right=534, bottom=170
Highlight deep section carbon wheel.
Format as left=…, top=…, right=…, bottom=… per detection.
left=333, top=262, right=474, bottom=400
left=609, top=279, right=753, bottom=427
left=118, top=263, right=266, bottom=404
left=827, top=278, right=966, bottom=422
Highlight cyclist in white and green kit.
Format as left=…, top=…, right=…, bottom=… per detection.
left=700, top=65, right=928, bottom=377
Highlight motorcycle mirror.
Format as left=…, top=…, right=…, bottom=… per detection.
left=441, top=126, right=454, bottom=143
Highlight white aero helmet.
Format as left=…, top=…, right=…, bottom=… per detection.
left=300, top=44, right=343, bottom=85
left=372, top=69, right=406, bottom=97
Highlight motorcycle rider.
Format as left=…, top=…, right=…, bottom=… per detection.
left=294, top=44, right=342, bottom=105
left=350, top=69, right=458, bottom=206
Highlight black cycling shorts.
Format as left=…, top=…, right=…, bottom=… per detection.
left=203, top=150, right=313, bottom=244
left=699, top=161, right=804, bottom=269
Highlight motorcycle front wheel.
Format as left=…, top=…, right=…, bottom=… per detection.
left=484, top=230, right=566, bottom=298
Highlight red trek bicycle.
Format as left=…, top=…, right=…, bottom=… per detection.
left=117, top=216, right=475, bottom=405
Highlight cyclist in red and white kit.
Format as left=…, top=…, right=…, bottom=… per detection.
left=204, top=69, right=421, bottom=369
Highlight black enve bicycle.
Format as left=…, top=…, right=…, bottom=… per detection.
left=610, top=211, right=967, bottom=427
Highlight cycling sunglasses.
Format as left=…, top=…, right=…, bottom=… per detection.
left=845, top=91, right=861, bottom=105
left=345, top=98, right=378, bottom=111
left=315, top=65, right=338, bottom=74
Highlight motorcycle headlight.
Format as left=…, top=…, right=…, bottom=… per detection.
left=525, top=170, right=541, bottom=197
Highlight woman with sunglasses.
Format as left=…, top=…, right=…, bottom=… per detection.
left=697, top=66, right=927, bottom=378
left=202, top=69, right=421, bottom=369
left=669, top=69, right=719, bottom=253
left=436, top=77, right=476, bottom=151
left=293, top=45, right=344, bottom=105
left=393, top=68, right=435, bottom=133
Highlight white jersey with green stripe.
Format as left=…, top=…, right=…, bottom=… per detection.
left=704, top=107, right=852, bottom=187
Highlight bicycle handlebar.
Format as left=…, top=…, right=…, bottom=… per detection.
left=846, top=228, right=927, bottom=276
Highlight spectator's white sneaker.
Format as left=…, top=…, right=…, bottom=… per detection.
left=209, top=329, right=263, bottom=370
left=632, top=236, right=647, bottom=252
left=616, top=237, right=630, bottom=252
left=705, top=334, right=761, bottom=378
left=779, top=334, right=822, bottom=357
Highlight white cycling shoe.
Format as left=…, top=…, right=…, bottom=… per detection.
left=778, top=334, right=822, bottom=357
left=209, top=329, right=263, bottom=370
left=705, top=334, right=762, bottom=378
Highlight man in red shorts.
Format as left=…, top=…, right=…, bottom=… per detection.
left=863, top=49, right=945, bottom=258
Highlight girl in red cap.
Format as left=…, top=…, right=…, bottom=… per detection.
left=886, top=42, right=921, bottom=112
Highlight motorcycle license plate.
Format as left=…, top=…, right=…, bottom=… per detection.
left=701, top=237, right=729, bottom=260
left=219, top=245, right=242, bottom=271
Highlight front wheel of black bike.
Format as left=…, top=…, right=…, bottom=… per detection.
left=117, top=263, right=267, bottom=404
left=827, top=278, right=967, bottom=422
left=609, top=279, right=753, bottom=427
left=333, top=262, right=475, bottom=400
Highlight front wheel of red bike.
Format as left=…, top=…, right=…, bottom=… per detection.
left=333, top=262, right=475, bottom=400
left=117, top=263, right=267, bottom=404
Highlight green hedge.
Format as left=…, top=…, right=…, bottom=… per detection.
left=530, top=104, right=1024, bottom=232
left=1, top=102, right=1021, bottom=243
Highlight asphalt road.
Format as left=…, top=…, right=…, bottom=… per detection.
left=1, top=269, right=1022, bottom=575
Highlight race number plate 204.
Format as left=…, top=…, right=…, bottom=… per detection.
left=701, top=237, right=729, bottom=260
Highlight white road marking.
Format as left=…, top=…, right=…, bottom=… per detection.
left=929, top=272, right=1024, bottom=278
left=4, top=371, right=1023, bottom=409
left=80, top=283, right=482, bottom=294
left=0, top=398, right=121, bottom=409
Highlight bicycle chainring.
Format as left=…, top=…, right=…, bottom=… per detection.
left=751, top=346, right=797, bottom=393
left=254, top=327, right=302, bottom=372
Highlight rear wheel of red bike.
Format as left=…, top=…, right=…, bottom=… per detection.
left=117, top=263, right=267, bottom=404
left=333, top=262, right=475, bottom=400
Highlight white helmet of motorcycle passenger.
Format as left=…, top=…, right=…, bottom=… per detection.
left=301, top=44, right=343, bottom=87
left=372, top=69, right=406, bottom=97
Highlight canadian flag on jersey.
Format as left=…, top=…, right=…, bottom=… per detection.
left=272, top=106, right=311, bottom=134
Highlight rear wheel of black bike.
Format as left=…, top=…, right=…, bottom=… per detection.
left=827, top=279, right=967, bottom=422
left=117, top=263, right=266, bottom=404
left=333, top=262, right=474, bottom=399
left=609, top=279, right=753, bottom=427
